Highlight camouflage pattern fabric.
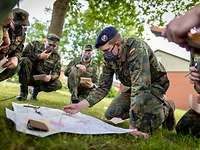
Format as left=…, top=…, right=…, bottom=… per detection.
left=65, top=57, right=98, bottom=102
left=0, top=10, right=28, bottom=82
left=86, top=38, right=171, bottom=133
left=18, top=41, right=62, bottom=92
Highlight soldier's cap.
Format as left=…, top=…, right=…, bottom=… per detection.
left=84, top=44, right=93, bottom=51
left=12, top=8, right=30, bottom=26
left=47, top=33, right=60, bottom=43
left=95, top=26, right=118, bottom=48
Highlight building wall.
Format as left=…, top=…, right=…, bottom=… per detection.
left=155, top=51, right=190, bottom=72
left=154, top=51, right=195, bottom=110
left=166, top=72, right=197, bottom=110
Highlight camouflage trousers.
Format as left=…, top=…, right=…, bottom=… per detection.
left=105, top=88, right=170, bottom=133
left=176, top=109, right=200, bottom=138
left=0, top=66, right=18, bottom=82
left=18, top=57, right=62, bottom=92
left=68, top=67, right=92, bottom=102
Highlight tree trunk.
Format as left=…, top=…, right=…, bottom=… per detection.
left=48, top=0, right=69, bottom=37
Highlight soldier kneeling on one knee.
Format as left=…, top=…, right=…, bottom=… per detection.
left=64, top=44, right=98, bottom=104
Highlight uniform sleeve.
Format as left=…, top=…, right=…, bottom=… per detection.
left=86, top=64, right=114, bottom=106
left=22, top=42, right=41, bottom=62
left=128, top=41, right=152, bottom=103
left=64, top=58, right=79, bottom=77
left=8, top=35, right=25, bottom=60
left=51, top=59, right=61, bottom=81
left=91, top=63, right=98, bottom=85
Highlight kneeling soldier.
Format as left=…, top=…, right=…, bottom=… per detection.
left=16, top=34, right=62, bottom=100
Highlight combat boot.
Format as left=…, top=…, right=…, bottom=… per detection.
left=16, top=84, right=28, bottom=100
left=29, top=87, right=39, bottom=100
left=162, top=100, right=176, bottom=130
left=71, top=98, right=79, bottom=104
left=71, top=89, right=79, bottom=103
left=71, top=95, right=79, bottom=104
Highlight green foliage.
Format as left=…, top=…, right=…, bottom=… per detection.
left=26, top=18, right=49, bottom=43
left=26, top=0, right=199, bottom=65
left=106, top=86, right=118, bottom=98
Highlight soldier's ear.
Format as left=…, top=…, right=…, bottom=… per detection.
left=115, top=41, right=121, bottom=47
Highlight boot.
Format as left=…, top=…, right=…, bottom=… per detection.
left=16, top=84, right=28, bottom=100
left=71, top=88, right=79, bottom=103
left=71, top=98, right=79, bottom=104
left=29, top=87, right=39, bottom=100
left=162, top=100, right=176, bottom=131
left=71, top=95, right=79, bottom=104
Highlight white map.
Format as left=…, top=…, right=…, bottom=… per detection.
left=6, top=103, right=133, bottom=137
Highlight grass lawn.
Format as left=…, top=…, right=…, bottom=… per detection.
left=0, top=82, right=199, bottom=150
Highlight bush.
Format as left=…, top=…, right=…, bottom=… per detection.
left=106, top=86, right=118, bottom=98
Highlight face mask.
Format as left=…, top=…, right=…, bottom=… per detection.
left=82, top=52, right=92, bottom=62
left=103, top=44, right=119, bottom=63
left=45, top=42, right=57, bottom=53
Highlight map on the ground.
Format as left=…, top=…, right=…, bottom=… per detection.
left=6, top=103, right=133, bottom=137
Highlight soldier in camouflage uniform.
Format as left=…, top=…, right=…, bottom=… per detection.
left=175, top=59, right=200, bottom=138
left=0, top=8, right=29, bottom=81
left=16, top=34, right=62, bottom=100
left=65, top=45, right=98, bottom=103
left=64, top=26, right=176, bottom=138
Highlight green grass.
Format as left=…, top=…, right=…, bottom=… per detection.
left=0, top=82, right=199, bottom=150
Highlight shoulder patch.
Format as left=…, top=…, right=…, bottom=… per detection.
left=129, top=48, right=136, bottom=53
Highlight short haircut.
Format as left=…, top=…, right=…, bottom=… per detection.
left=107, top=33, right=121, bottom=45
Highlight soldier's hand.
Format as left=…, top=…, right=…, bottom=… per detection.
left=188, top=66, right=200, bottom=83
left=129, top=125, right=149, bottom=139
left=63, top=100, right=90, bottom=114
left=2, top=56, right=18, bottom=69
left=162, top=5, right=200, bottom=45
left=42, top=75, right=51, bottom=82
left=76, top=64, right=86, bottom=72
left=39, top=50, right=49, bottom=60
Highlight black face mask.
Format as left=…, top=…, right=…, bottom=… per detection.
left=103, top=44, right=119, bottom=63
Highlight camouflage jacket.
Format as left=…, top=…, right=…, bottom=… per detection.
left=22, top=41, right=61, bottom=81
left=86, top=38, right=169, bottom=106
left=0, top=24, right=26, bottom=60
left=64, top=57, right=98, bottom=84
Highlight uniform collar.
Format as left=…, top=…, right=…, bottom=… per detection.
left=117, top=40, right=128, bottom=63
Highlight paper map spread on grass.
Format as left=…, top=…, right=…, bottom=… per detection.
left=6, top=103, right=133, bottom=137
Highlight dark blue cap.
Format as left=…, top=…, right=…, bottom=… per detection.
left=95, top=26, right=118, bottom=48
